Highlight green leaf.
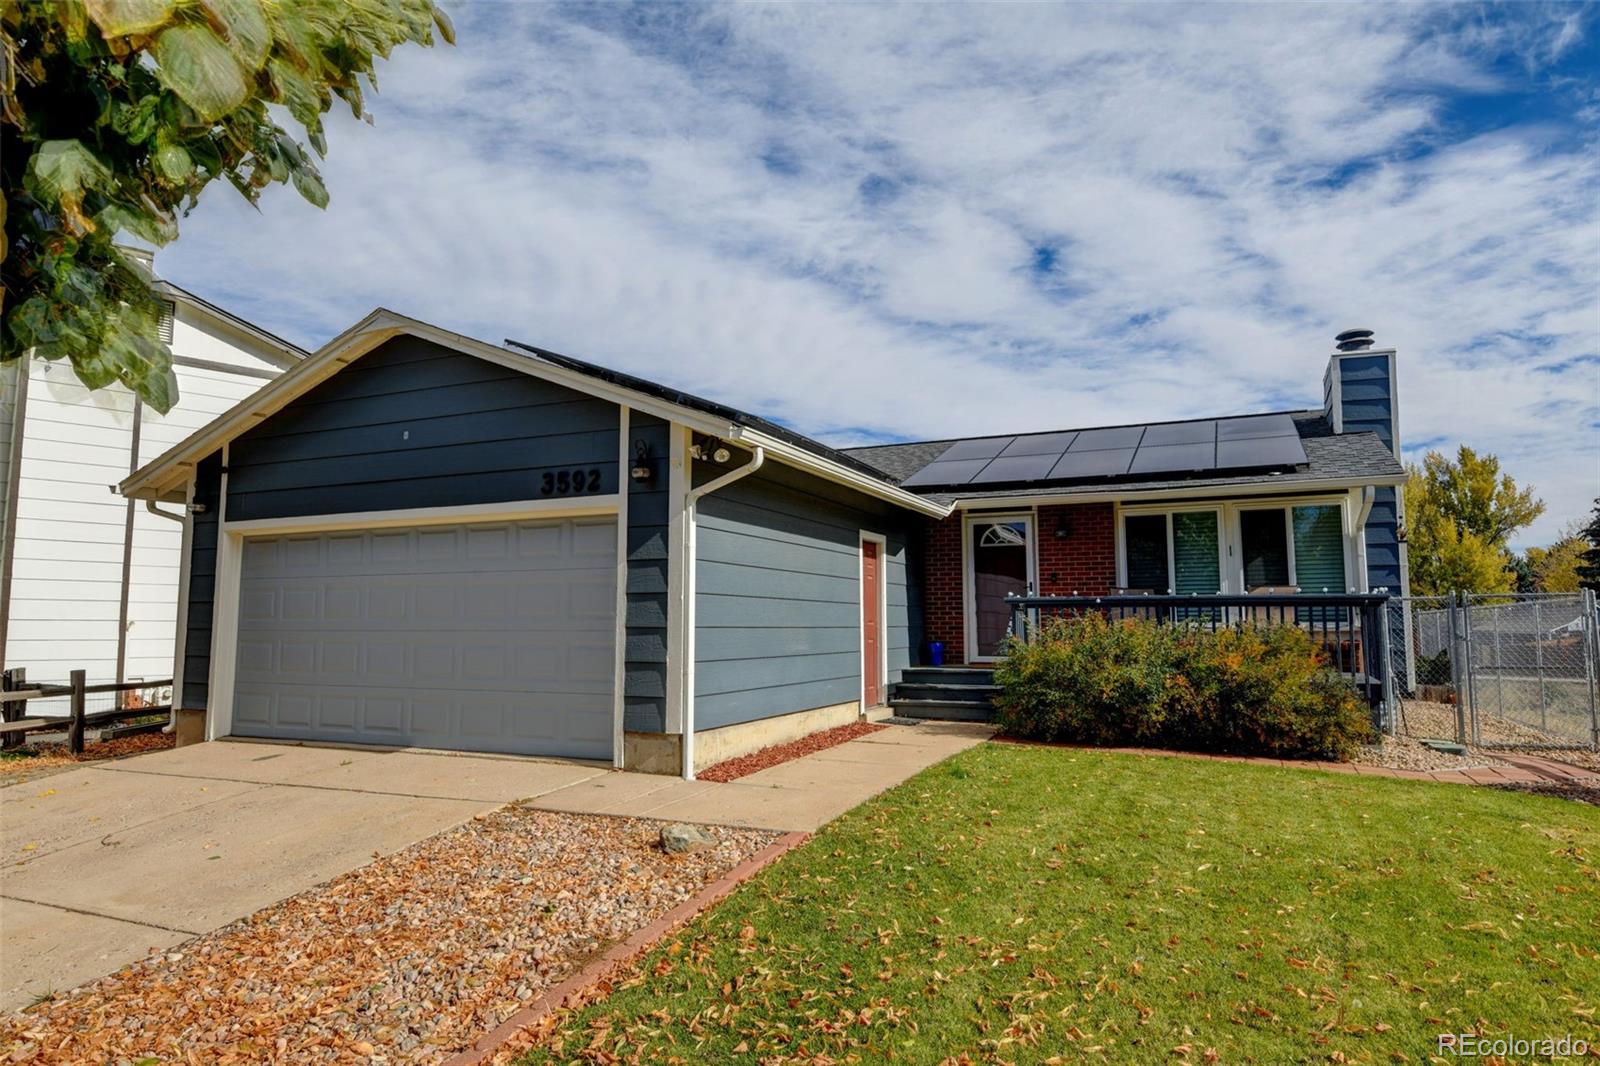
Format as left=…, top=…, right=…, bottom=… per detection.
left=433, top=6, right=457, bottom=46
left=83, top=0, right=176, bottom=37
left=203, top=0, right=272, bottom=72
left=152, top=25, right=249, bottom=122
left=291, top=167, right=328, bottom=209
left=96, top=203, right=179, bottom=246
left=267, top=57, right=325, bottom=128
left=26, top=140, right=114, bottom=233
left=153, top=140, right=194, bottom=183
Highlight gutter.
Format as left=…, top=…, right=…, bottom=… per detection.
left=947, top=473, right=1409, bottom=511
left=731, top=426, right=950, bottom=518
left=679, top=444, right=765, bottom=780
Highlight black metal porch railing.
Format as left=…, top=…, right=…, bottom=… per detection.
left=1004, top=592, right=1394, bottom=719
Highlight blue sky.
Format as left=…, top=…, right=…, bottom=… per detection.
left=160, top=2, right=1598, bottom=546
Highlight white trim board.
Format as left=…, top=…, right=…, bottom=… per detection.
left=858, top=531, right=889, bottom=712
left=962, top=510, right=1037, bottom=664
left=220, top=495, right=621, bottom=536
left=611, top=406, right=631, bottom=769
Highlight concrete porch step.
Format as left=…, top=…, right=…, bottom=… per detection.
left=885, top=698, right=996, bottom=722
left=891, top=682, right=1001, bottom=702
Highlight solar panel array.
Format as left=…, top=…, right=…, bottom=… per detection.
left=899, top=414, right=1307, bottom=489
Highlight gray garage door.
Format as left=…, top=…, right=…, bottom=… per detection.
left=231, top=517, right=616, bottom=759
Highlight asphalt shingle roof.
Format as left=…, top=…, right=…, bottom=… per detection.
left=841, top=410, right=1405, bottom=501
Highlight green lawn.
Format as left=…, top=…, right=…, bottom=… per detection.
left=524, top=745, right=1600, bottom=1064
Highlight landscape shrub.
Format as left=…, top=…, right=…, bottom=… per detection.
left=993, top=614, right=1374, bottom=760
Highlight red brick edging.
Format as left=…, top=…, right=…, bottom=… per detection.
left=442, top=829, right=812, bottom=1066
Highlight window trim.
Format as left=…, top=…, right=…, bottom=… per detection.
left=1116, top=494, right=1359, bottom=595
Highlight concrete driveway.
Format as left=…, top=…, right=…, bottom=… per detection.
left=1, top=722, right=991, bottom=1012
left=0, top=741, right=608, bottom=1010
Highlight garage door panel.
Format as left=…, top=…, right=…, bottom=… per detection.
left=231, top=518, right=616, bottom=759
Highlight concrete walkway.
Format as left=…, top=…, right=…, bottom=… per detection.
left=1, top=721, right=990, bottom=1010
left=529, top=721, right=993, bottom=828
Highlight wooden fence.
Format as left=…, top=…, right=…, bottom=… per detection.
left=0, top=669, right=174, bottom=754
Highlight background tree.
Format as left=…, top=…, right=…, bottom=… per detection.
left=2, top=0, right=453, bottom=412
left=1403, top=445, right=1544, bottom=595
left=1578, top=499, right=1600, bottom=593
left=1523, top=528, right=1585, bottom=593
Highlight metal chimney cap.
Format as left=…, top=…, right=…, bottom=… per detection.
left=1335, top=328, right=1375, bottom=351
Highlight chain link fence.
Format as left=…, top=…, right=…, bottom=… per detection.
left=1387, top=590, right=1599, bottom=750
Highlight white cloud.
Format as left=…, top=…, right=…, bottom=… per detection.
left=158, top=2, right=1599, bottom=545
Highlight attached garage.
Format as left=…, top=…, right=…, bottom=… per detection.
left=120, top=311, right=945, bottom=776
left=231, top=517, right=617, bottom=759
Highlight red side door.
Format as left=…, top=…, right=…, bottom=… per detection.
left=862, top=539, right=883, bottom=708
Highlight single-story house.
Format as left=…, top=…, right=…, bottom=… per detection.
left=120, top=311, right=1408, bottom=776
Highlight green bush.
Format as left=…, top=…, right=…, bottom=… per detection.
left=993, top=614, right=1375, bottom=760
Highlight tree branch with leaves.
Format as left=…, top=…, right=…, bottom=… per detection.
left=1403, top=445, right=1544, bottom=595
left=1, top=0, right=452, bottom=412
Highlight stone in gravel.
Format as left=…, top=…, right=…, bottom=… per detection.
left=660, top=823, right=717, bottom=854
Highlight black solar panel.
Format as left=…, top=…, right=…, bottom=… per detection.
left=1128, top=441, right=1216, bottom=474
left=1068, top=426, right=1146, bottom=451
left=1049, top=448, right=1136, bottom=478
left=968, top=453, right=1060, bottom=484
left=896, top=413, right=1306, bottom=488
left=1217, top=435, right=1307, bottom=468
left=899, top=458, right=994, bottom=487
left=1217, top=414, right=1297, bottom=440
left=1141, top=420, right=1216, bottom=447
left=938, top=436, right=1013, bottom=460
left=999, top=431, right=1079, bottom=457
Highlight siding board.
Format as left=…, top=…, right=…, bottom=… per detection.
left=693, top=461, right=914, bottom=731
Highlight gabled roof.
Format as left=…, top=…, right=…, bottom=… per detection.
left=120, top=309, right=948, bottom=516
left=155, top=280, right=307, bottom=367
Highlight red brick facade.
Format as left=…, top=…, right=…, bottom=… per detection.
left=917, top=503, right=1117, bottom=664
left=919, top=511, right=967, bottom=663
left=1035, top=503, right=1116, bottom=596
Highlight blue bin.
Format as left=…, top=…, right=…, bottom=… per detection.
left=928, top=641, right=945, bottom=667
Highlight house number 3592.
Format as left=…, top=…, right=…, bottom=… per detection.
left=540, top=468, right=602, bottom=495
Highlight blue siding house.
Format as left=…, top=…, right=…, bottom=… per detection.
left=123, top=312, right=1408, bottom=776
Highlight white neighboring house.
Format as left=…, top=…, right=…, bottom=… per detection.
left=0, top=267, right=304, bottom=699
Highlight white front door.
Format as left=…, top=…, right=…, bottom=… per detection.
left=964, top=514, right=1035, bottom=662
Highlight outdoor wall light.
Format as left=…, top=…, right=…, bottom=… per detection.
left=630, top=440, right=653, bottom=483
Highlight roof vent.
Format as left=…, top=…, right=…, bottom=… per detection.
left=1335, top=328, right=1375, bottom=352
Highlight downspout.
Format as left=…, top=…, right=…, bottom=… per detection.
left=680, top=444, right=765, bottom=780
left=1354, top=486, right=1375, bottom=592
left=145, top=498, right=188, bottom=733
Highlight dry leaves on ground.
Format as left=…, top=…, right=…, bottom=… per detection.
left=698, top=721, right=888, bottom=782
left=1, top=808, right=778, bottom=1064
left=0, top=733, right=175, bottom=785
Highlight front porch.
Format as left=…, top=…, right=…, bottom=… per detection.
left=918, top=494, right=1383, bottom=668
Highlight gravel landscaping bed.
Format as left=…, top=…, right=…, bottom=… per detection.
left=1398, top=699, right=1600, bottom=772
left=0, top=808, right=778, bottom=1064
left=1352, top=733, right=1509, bottom=772
left=698, top=721, right=887, bottom=782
